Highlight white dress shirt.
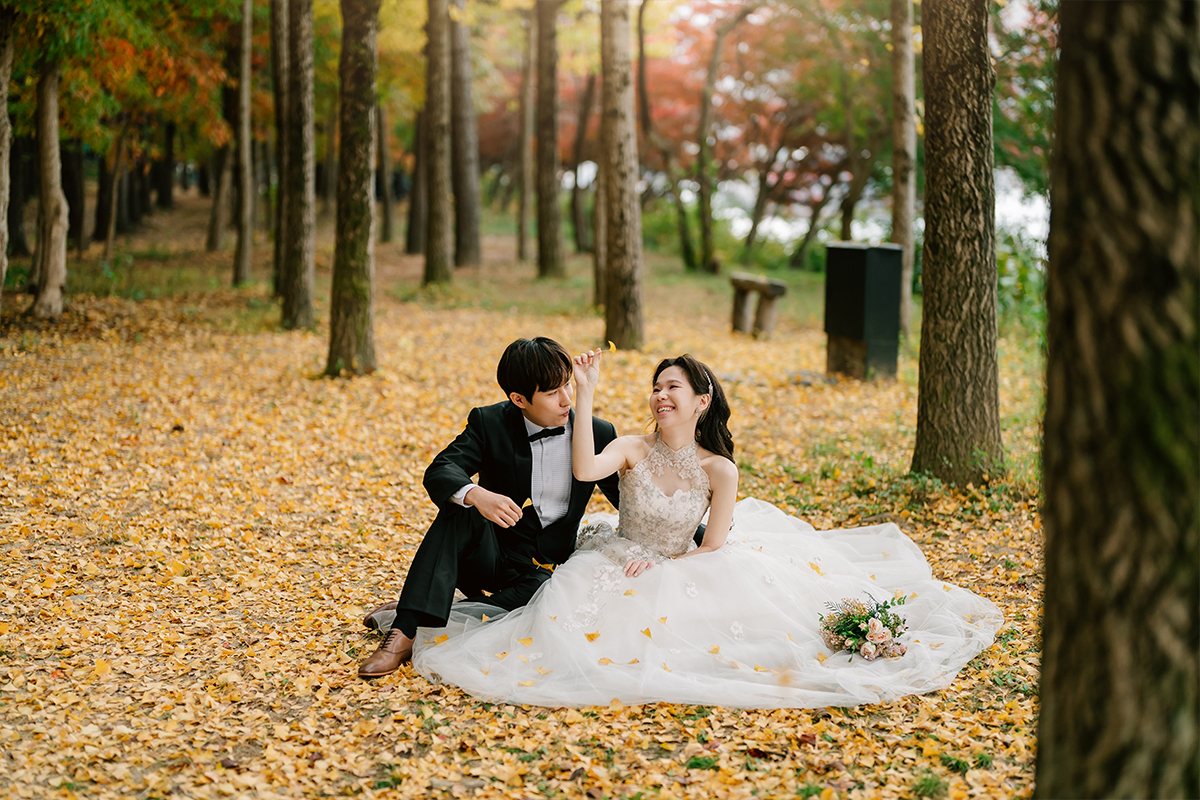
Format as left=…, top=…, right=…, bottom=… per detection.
left=452, top=417, right=573, bottom=527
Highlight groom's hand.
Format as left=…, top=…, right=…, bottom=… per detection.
left=464, top=487, right=523, bottom=528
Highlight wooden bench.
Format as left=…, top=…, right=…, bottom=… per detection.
left=730, top=272, right=788, bottom=339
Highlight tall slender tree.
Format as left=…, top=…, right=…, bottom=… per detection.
left=282, top=0, right=316, bottom=328
left=569, top=71, right=596, bottom=254
left=910, top=0, right=1003, bottom=485
left=423, top=0, right=452, bottom=284
left=29, top=53, right=68, bottom=318
left=891, top=0, right=916, bottom=340
left=405, top=109, right=427, bottom=254
left=233, top=0, right=254, bottom=286
left=0, top=6, right=13, bottom=312
left=270, top=0, right=289, bottom=296
left=1036, top=3, right=1199, bottom=797
left=601, top=0, right=643, bottom=349
left=516, top=10, right=535, bottom=263
left=377, top=100, right=394, bottom=242
left=535, top=0, right=564, bottom=278
left=450, top=0, right=481, bottom=267
left=326, top=0, right=381, bottom=377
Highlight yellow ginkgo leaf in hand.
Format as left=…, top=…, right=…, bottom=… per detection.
left=608, top=341, right=616, bottom=352
left=522, top=498, right=533, bottom=508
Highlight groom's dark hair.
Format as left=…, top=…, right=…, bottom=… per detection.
left=497, top=337, right=573, bottom=402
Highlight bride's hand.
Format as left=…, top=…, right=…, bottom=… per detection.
left=572, top=350, right=602, bottom=394
left=624, top=558, right=653, bottom=578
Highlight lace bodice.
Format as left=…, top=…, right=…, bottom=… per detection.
left=577, top=436, right=711, bottom=564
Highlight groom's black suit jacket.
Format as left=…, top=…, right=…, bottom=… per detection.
left=423, top=401, right=621, bottom=568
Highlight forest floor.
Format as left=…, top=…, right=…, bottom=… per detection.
left=1, top=195, right=1043, bottom=799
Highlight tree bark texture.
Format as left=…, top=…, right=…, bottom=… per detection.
left=9, top=135, right=30, bottom=257
left=282, top=0, right=316, bottom=328
left=592, top=160, right=606, bottom=307
left=570, top=71, right=596, bottom=254
left=270, top=0, right=289, bottom=295
left=233, top=0, right=254, bottom=286
left=517, top=10, right=535, bottom=263
left=377, top=101, right=394, bottom=243
left=535, top=0, right=564, bottom=278
left=405, top=109, right=427, bottom=254
left=423, top=0, right=453, bottom=284
left=29, top=56, right=68, bottom=319
left=327, top=0, right=380, bottom=377
left=321, top=97, right=337, bottom=211
left=601, top=0, right=644, bottom=350
left=450, top=0, right=481, bottom=267
left=206, top=146, right=231, bottom=251
left=62, top=139, right=84, bottom=251
left=910, top=0, right=1003, bottom=485
left=1035, top=4, right=1199, bottom=798
left=0, top=6, right=12, bottom=309
left=891, top=0, right=916, bottom=340
left=103, top=125, right=128, bottom=264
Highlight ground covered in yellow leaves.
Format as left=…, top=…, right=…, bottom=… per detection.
left=1, top=279, right=1042, bottom=799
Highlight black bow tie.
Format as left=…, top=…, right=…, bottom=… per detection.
left=528, top=426, right=566, bottom=442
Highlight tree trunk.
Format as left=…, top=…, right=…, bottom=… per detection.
left=93, top=151, right=110, bottom=243
left=327, top=0, right=381, bottom=376
left=103, top=125, right=128, bottom=264
left=156, top=121, right=175, bottom=209
left=424, top=0, right=453, bottom=284
left=787, top=186, right=835, bottom=270
left=117, top=166, right=130, bottom=234
left=535, top=0, right=564, bottom=278
left=321, top=95, right=336, bottom=213
left=137, top=159, right=152, bottom=218
left=29, top=56, right=68, bottom=319
left=910, top=0, right=1003, bottom=485
left=405, top=109, right=427, bottom=254
left=891, top=0, right=917, bottom=340
left=206, top=147, right=231, bottom=251
left=271, top=0, right=289, bottom=296
left=233, top=0, right=254, bottom=286
left=282, top=0, right=316, bottom=328
left=516, top=10, right=535, bottom=263
left=8, top=134, right=29, bottom=257
left=62, top=139, right=84, bottom=252
left=570, top=71, right=596, bottom=254
left=0, top=6, right=12, bottom=309
left=1036, top=4, right=1199, bottom=797
left=450, top=0, right=481, bottom=267
left=601, top=0, right=644, bottom=350
left=696, top=5, right=756, bottom=274
left=743, top=160, right=776, bottom=256
left=592, top=160, right=606, bottom=307
left=377, top=100, right=394, bottom=243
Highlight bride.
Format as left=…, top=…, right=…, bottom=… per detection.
left=411, top=352, right=1003, bottom=709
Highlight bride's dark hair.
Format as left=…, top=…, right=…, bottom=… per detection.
left=653, top=355, right=734, bottom=463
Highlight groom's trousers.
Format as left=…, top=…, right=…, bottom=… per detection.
left=392, top=505, right=556, bottom=638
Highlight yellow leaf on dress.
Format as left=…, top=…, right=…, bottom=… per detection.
left=754, top=665, right=770, bottom=672
left=517, top=637, right=532, bottom=646
left=809, top=562, right=823, bottom=575
left=480, top=667, right=490, bottom=675
left=433, top=634, right=449, bottom=644
left=495, top=652, right=509, bottom=659
left=519, top=656, right=528, bottom=662
left=930, top=642, right=944, bottom=649
left=816, top=653, right=828, bottom=664
left=709, top=645, right=720, bottom=654
left=657, top=616, right=667, bottom=624
left=598, top=658, right=614, bottom=665
left=537, top=667, right=552, bottom=675
left=482, top=614, right=490, bottom=622
left=870, top=574, right=876, bottom=580
left=610, top=698, right=624, bottom=710
left=641, top=628, right=652, bottom=639
left=519, top=681, right=535, bottom=686
left=548, top=616, right=557, bottom=621
left=662, top=663, right=671, bottom=672
left=624, top=589, right=637, bottom=596
left=585, top=631, right=601, bottom=642
left=627, top=658, right=639, bottom=664
left=787, top=634, right=794, bottom=642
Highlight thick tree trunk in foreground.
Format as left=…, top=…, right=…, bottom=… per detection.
left=910, top=0, right=1003, bottom=485
left=327, top=0, right=380, bottom=376
left=450, top=0, right=481, bottom=267
left=282, top=0, right=316, bottom=328
left=29, top=57, right=68, bottom=319
left=891, top=0, right=916, bottom=340
left=377, top=101, right=394, bottom=243
left=233, top=0, right=254, bottom=286
left=535, top=0, right=564, bottom=278
left=405, top=109, right=427, bottom=254
left=516, top=10, right=535, bottom=263
left=423, top=0, right=452, bottom=284
left=601, top=0, right=644, bottom=350
left=0, top=7, right=12, bottom=309
left=570, top=71, right=596, bottom=254
left=1035, top=4, right=1199, bottom=798
left=270, top=0, right=289, bottom=295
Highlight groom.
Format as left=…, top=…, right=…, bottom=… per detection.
left=358, top=337, right=621, bottom=678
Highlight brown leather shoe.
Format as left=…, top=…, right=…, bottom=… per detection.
left=362, top=600, right=398, bottom=630
left=358, top=628, right=414, bottom=678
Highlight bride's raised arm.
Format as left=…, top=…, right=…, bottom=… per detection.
left=572, top=350, right=636, bottom=481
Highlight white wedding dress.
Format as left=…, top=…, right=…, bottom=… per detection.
left=412, top=436, right=1003, bottom=709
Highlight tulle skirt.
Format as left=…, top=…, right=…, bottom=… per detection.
left=412, top=498, right=1003, bottom=709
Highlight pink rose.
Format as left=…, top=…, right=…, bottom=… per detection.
left=860, top=642, right=877, bottom=660
left=867, top=617, right=892, bottom=644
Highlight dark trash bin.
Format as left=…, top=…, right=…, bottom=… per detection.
left=824, top=242, right=903, bottom=380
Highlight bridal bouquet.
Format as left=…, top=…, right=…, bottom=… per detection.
left=819, top=595, right=908, bottom=660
